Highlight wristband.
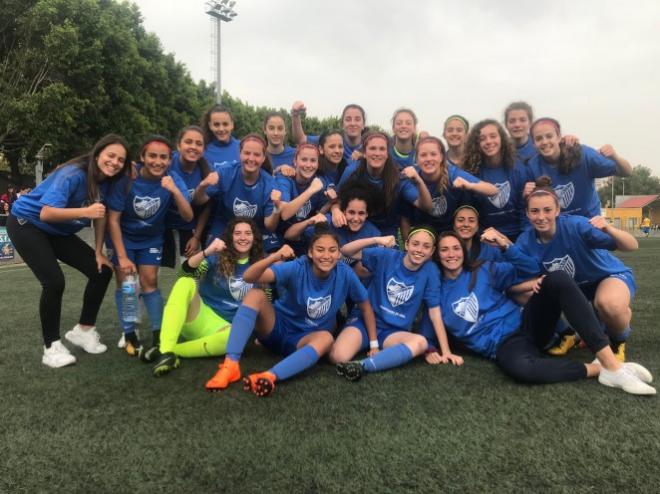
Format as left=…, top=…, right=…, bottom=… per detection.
left=369, top=340, right=379, bottom=350
left=202, top=249, right=208, bottom=259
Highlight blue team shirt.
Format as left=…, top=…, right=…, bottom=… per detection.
left=205, top=164, right=275, bottom=239
left=527, top=144, right=616, bottom=218
left=275, top=175, right=333, bottom=255
left=514, top=214, right=632, bottom=286
left=405, top=164, right=480, bottom=233
left=271, top=256, right=368, bottom=333
left=107, top=166, right=190, bottom=249
left=199, top=256, right=253, bottom=322
left=166, top=153, right=203, bottom=230
left=390, top=144, right=416, bottom=169
left=516, top=138, right=537, bottom=163
left=268, top=145, right=297, bottom=168
left=359, top=248, right=441, bottom=331
left=204, top=136, right=240, bottom=167
left=422, top=262, right=522, bottom=359
left=11, top=165, right=111, bottom=236
left=470, top=160, right=531, bottom=238
left=338, top=163, right=419, bottom=236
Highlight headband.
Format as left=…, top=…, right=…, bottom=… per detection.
left=408, top=227, right=436, bottom=243
left=241, top=134, right=267, bottom=148
left=527, top=188, right=559, bottom=203
left=444, top=115, right=470, bottom=132
left=531, top=117, right=561, bottom=136
left=453, top=205, right=479, bottom=218
left=294, top=143, right=320, bottom=159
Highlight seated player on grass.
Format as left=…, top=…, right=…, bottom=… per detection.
left=205, top=226, right=377, bottom=397
left=419, top=231, right=655, bottom=395
left=330, top=227, right=463, bottom=382
left=151, top=218, right=264, bottom=376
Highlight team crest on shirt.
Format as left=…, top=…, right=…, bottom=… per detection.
left=307, top=295, right=332, bottom=319
left=228, top=276, right=252, bottom=301
left=452, top=292, right=479, bottom=324
left=554, top=183, right=575, bottom=209
left=543, top=255, right=576, bottom=278
left=133, top=196, right=161, bottom=219
left=187, top=188, right=195, bottom=200
left=430, top=195, right=448, bottom=217
left=296, top=200, right=312, bottom=220
left=233, top=197, right=257, bottom=218
left=386, top=277, right=414, bottom=307
left=487, top=182, right=511, bottom=209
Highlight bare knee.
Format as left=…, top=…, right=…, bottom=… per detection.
left=405, top=334, right=428, bottom=357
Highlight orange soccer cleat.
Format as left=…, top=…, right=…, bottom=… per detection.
left=205, top=358, right=241, bottom=391
left=242, top=371, right=277, bottom=397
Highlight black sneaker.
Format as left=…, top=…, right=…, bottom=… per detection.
left=336, top=361, right=364, bottom=382
left=152, top=352, right=180, bottom=377
left=139, top=345, right=161, bottom=363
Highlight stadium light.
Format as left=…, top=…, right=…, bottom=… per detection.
left=205, top=1, right=239, bottom=103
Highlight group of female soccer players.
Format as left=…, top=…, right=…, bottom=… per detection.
left=8, top=100, right=656, bottom=396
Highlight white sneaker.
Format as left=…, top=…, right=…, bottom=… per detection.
left=624, top=362, right=653, bottom=384
left=599, top=366, right=656, bottom=395
left=65, top=325, right=107, bottom=354
left=117, top=334, right=126, bottom=349
left=42, top=340, right=77, bottom=368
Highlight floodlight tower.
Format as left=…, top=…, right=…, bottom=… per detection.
left=206, top=0, right=238, bottom=104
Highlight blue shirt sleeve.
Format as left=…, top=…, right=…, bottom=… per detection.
left=582, top=145, right=617, bottom=179
left=422, top=263, right=441, bottom=308
left=360, top=247, right=383, bottom=273
left=489, top=262, right=519, bottom=292
left=171, top=171, right=192, bottom=202
left=275, top=175, right=293, bottom=202
left=577, top=218, right=618, bottom=250
left=270, top=258, right=299, bottom=287
left=107, top=176, right=131, bottom=212
left=346, top=267, right=368, bottom=303
left=399, top=178, right=419, bottom=205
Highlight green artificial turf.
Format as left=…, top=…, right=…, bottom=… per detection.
left=2, top=240, right=660, bottom=493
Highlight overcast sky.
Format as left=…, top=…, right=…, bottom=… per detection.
left=133, top=0, right=660, bottom=179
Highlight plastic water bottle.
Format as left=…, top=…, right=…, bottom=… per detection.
left=121, top=274, right=140, bottom=323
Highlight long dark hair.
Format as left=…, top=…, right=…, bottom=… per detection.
left=436, top=231, right=482, bottom=291
left=218, top=217, right=264, bottom=279
left=464, top=119, right=516, bottom=176
left=62, top=134, right=130, bottom=203
left=351, top=131, right=400, bottom=211
left=201, top=104, right=234, bottom=144
left=317, top=130, right=349, bottom=182
left=176, top=125, right=210, bottom=179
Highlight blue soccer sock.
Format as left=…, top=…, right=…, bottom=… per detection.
left=610, top=325, right=632, bottom=342
left=115, top=289, right=136, bottom=334
left=362, top=344, right=413, bottom=373
left=226, top=305, right=258, bottom=361
left=141, top=289, right=164, bottom=331
left=269, top=345, right=320, bottom=382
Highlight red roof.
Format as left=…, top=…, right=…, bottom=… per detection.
left=617, top=195, right=660, bottom=208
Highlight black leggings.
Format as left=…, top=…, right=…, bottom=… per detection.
left=495, top=270, right=610, bottom=384
left=161, top=228, right=195, bottom=268
left=7, top=215, right=113, bottom=346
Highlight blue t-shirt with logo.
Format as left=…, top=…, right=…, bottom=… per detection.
left=358, top=248, right=441, bottom=331
left=107, top=166, right=190, bottom=249
left=527, top=144, right=616, bottom=218
left=199, top=256, right=253, bottom=322
left=166, top=153, right=204, bottom=231
left=205, top=164, right=275, bottom=240
left=271, top=256, right=368, bottom=333
left=11, top=165, right=112, bottom=236
left=514, top=214, right=632, bottom=286
left=470, top=160, right=531, bottom=238
left=404, top=164, right=480, bottom=233
left=390, top=144, right=416, bottom=169
left=421, top=261, right=522, bottom=359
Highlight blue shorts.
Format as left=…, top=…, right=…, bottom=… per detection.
left=258, top=313, right=330, bottom=357
left=642, top=227, right=650, bottom=235
left=580, top=271, right=636, bottom=301
left=343, top=315, right=408, bottom=350
left=108, top=245, right=163, bottom=266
